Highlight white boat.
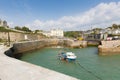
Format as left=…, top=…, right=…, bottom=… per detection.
left=58, top=52, right=77, bottom=62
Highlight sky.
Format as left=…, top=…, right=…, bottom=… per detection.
left=0, top=0, right=120, bottom=31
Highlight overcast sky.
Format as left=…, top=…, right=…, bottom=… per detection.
left=0, top=0, right=120, bottom=31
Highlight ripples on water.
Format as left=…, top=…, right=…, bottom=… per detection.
left=21, top=47, right=120, bottom=80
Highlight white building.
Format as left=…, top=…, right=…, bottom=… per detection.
left=42, top=29, right=64, bottom=37
left=112, top=29, right=120, bottom=34
left=50, top=29, right=64, bottom=37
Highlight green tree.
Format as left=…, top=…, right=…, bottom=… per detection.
left=21, top=26, right=31, bottom=32
left=14, top=26, right=32, bottom=32
left=112, top=24, right=118, bottom=29
left=0, top=27, right=10, bottom=32
left=92, top=28, right=102, bottom=34
left=34, top=30, right=40, bottom=34
left=64, top=31, right=81, bottom=38
left=14, top=26, right=22, bottom=30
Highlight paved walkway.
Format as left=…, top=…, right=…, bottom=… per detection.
left=0, top=45, right=78, bottom=80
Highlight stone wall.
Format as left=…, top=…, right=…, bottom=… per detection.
left=0, top=32, right=44, bottom=42
left=98, top=40, right=120, bottom=55
left=64, top=39, right=87, bottom=48
left=87, top=40, right=100, bottom=46
left=12, top=39, right=60, bottom=54
left=70, top=41, right=87, bottom=48
left=100, top=40, right=120, bottom=48
left=8, top=39, right=88, bottom=54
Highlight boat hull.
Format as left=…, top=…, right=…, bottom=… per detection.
left=67, top=58, right=76, bottom=62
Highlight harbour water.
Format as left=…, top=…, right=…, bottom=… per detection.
left=21, top=47, right=120, bottom=80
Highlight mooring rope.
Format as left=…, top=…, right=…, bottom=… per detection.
left=75, top=61, right=102, bottom=80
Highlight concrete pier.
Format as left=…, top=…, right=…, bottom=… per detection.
left=98, top=40, right=120, bottom=55
left=0, top=45, right=78, bottom=80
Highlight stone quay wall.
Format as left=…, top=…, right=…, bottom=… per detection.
left=12, top=39, right=61, bottom=54
left=6, top=39, right=87, bottom=55
left=0, top=32, right=44, bottom=42
left=98, top=40, right=120, bottom=55
left=64, top=40, right=87, bottom=48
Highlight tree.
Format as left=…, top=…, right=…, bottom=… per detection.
left=14, top=26, right=22, bottom=30
left=14, top=26, right=32, bottom=32
left=0, top=27, right=10, bottom=32
left=34, top=30, right=40, bottom=34
left=22, top=26, right=32, bottom=32
left=112, top=24, right=118, bottom=29
left=92, top=28, right=102, bottom=34
left=64, top=31, right=81, bottom=38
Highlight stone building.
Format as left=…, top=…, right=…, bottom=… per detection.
left=0, top=19, right=8, bottom=27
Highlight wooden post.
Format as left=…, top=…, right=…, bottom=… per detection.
left=8, top=31, right=10, bottom=46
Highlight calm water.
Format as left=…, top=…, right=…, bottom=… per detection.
left=21, top=47, right=120, bottom=80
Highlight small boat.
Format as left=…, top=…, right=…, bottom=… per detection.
left=58, top=52, right=77, bottom=62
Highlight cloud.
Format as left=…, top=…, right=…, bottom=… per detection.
left=8, top=22, right=14, bottom=27
left=26, top=1, right=120, bottom=31
left=33, top=20, right=43, bottom=27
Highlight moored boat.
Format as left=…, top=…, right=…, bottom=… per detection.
left=58, top=51, right=77, bottom=62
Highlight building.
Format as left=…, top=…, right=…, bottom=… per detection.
left=42, top=29, right=64, bottom=38
left=0, top=19, right=8, bottom=27
left=50, top=29, right=64, bottom=37
left=112, top=29, right=120, bottom=34
left=42, top=31, right=51, bottom=37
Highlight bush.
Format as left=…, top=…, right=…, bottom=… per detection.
left=0, top=27, right=12, bottom=32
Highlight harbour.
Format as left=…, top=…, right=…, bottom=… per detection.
left=2, top=39, right=120, bottom=80
left=1, top=0, right=120, bottom=80
left=21, top=47, right=120, bottom=80
left=0, top=45, right=78, bottom=80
